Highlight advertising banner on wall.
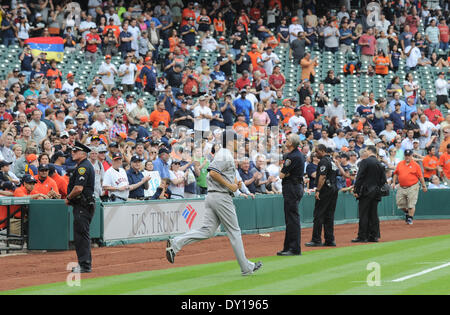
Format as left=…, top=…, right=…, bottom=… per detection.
left=103, top=199, right=206, bottom=241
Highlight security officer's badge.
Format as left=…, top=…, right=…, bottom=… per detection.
left=331, top=161, right=338, bottom=171
left=78, top=167, right=86, bottom=175
left=284, top=159, right=291, bottom=167
left=320, top=165, right=326, bottom=173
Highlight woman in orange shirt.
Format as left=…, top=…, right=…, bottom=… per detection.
left=168, top=29, right=181, bottom=52
left=373, top=50, right=390, bottom=76
left=213, top=12, right=226, bottom=37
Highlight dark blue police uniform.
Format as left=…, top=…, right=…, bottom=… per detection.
left=278, top=148, right=305, bottom=255
left=309, top=155, right=338, bottom=246
left=67, top=142, right=95, bottom=273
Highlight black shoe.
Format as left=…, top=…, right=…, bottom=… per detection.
left=253, top=261, right=263, bottom=272
left=351, top=238, right=368, bottom=243
left=166, top=239, right=175, bottom=264
left=277, top=250, right=301, bottom=256
left=242, top=261, right=263, bottom=276
left=71, top=266, right=92, bottom=273
left=305, top=241, right=323, bottom=247
left=323, top=241, right=336, bottom=247
left=368, top=238, right=379, bottom=242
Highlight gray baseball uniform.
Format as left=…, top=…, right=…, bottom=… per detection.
left=171, top=148, right=256, bottom=275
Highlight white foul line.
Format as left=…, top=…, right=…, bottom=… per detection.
left=392, top=262, right=450, bottom=282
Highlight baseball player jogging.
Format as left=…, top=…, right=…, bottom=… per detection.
left=166, top=130, right=262, bottom=276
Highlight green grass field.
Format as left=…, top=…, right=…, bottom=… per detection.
left=3, top=234, right=450, bottom=295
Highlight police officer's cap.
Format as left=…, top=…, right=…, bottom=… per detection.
left=72, top=141, right=91, bottom=153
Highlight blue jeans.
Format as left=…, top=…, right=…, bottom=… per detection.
left=2, top=37, right=15, bottom=47
left=428, top=42, right=439, bottom=56
left=439, top=42, right=449, bottom=51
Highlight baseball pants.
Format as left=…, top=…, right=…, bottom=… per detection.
left=171, top=192, right=255, bottom=274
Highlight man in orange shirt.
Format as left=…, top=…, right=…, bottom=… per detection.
left=439, top=143, right=450, bottom=186
left=248, top=44, right=262, bottom=70
left=33, top=164, right=61, bottom=199
left=422, top=146, right=439, bottom=182
left=149, top=102, right=171, bottom=128
left=280, top=99, right=295, bottom=126
left=49, top=164, right=69, bottom=199
left=10, top=175, right=47, bottom=235
left=233, top=113, right=249, bottom=138
left=392, top=150, right=427, bottom=225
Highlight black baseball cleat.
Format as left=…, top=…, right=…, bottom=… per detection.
left=351, top=238, right=368, bottom=243
left=253, top=261, right=263, bottom=272
left=277, top=250, right=301, bottom=256
left=368, top=238, right=379, bottom=242
left=305, top=241, right=323, bottom=247
left=71, top=266, right=92, bottom=273
left=166, top=239, right=175, bottom=264
left=242, top=261, right=263, bottom=276
left=323, top=241, right=336, bottom=247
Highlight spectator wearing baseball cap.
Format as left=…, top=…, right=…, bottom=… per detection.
left=126, top=155, right=152, bottom=200
left=10, top=174, right=48, bottom=235
left=98, top=54, right=118, bottom=94
left=152, top=147, right=171, bottom=179
left=33, top=164, right=61, bottom=199
left=62, top=72, right=79, bottom=98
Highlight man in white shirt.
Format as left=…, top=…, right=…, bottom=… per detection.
left=105, top=7, right=121, bottom=26
left=124, top=94, right=137, bottom=113
left=404, top=40, right=421, bottom=71
left=418, top=114, right=438, bottom=149
left=86, top=87, right=100, bottom=106
left=62, top=73, right=79, bottom=99
left=435, top=71, right=449, bottom=109
left=375, top=14, right=390, bottom=34
left=193, top=95, right=213, bottom=135
left=79, top=15, right=97, bottom=39
left=128, top=19, right=141, bottom=57
left=288, top=108, right=307, bottom=133
left=289, top=17, right=304, bottom=43
left=318, top=129, right=336, bottom=150
left=102, top=152, right=130, bottom=200
left=401, top=130, right=415, bottom=151
left=98, top=55, right=118, bottom=94
left=91, top=112, right=111, bottom=132
left=324, top=98, right=347, bottom=122
left=260, top=46, right=280, bottom=76
left=201, top=31, right=220, bottom=52
left=379, top=120, right=397, bottom=143
left=118, top=55, right=138, bottom=93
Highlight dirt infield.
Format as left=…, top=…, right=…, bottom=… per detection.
left=1, top=219, right=450, bottom=292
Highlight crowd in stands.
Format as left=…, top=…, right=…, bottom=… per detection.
left=0, top=0, right=448, bottom=207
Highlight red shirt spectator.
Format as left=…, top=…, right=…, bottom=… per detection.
left=438, top=20, right=449, bottom=44
left=235, top=75, right=251, bottom=91
left=423, top=106, right=442, bottom=126
left=300, top=103, right=315, bottom=127
left=269, top=73, right=285, bottom=90
left=359, top=30, right=376, bottom=56
left=85, top=30, right=101, bottom=53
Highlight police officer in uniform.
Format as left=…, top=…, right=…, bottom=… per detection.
left=353, top=146, right=386, bottom=242
left=65, top=141, right=96, bottom=273
left=306, top=145, right=339, bottom=247
left=277, top=133, right=305, bottom=256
